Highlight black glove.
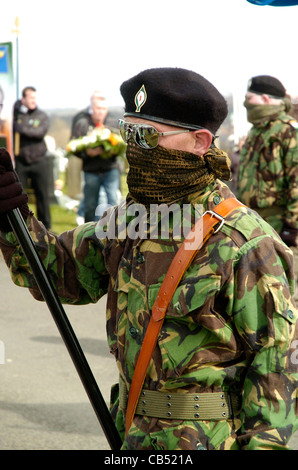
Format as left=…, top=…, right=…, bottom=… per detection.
left=0, top=148, right=29, bottom=232
left=280, top=222, right=298, bottom=248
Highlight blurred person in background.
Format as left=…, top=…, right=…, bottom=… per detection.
left=71, top=92, right=120, bottom=222
left=0, top=86, right=12, bottom=153
left=289, top=94, right=298, bottom=121
left=226, top=136, right=245, bottom=195
left=13, top=86, right=51, bottom=229
left=237, top=75, right=298, bottom=302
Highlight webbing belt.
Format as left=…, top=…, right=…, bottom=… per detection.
left=125, top=197, right=245, bottom=434
left=120, top=378, right=241, bottom=421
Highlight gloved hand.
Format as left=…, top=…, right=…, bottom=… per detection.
left=280, top=222, right=298, bottom=248
left=0, top=148, right=30, bottom=232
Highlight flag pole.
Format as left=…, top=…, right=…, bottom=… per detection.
left=11, top=16, right=20, bottom=100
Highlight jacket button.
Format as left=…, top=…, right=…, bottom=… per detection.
left=137, top=253, right=145, bottom=264
left=213, top=195, right=221, bottom=205
left=129, top=326, right=138, bottom=337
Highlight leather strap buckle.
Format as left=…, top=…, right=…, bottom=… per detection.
left=203, top=210, right=225, bottom=233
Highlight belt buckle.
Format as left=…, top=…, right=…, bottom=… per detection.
left=203, top=210, right=225, bottom=233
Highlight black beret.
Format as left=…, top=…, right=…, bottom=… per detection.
left=247, top=75, right=286, bottom=98
left=120, top=67, right=228, bottom=134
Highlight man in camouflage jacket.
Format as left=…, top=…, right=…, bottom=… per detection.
left=237, top=75, right=298, bottom=302
left=0, top=68, right=297, bottom=450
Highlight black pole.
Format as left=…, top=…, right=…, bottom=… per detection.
left=7, top=208, right=122, bottom=450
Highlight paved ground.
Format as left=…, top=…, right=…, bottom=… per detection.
left=0, top=255, right=297, bottom=450
left=0, top=255, right=118, bottom=450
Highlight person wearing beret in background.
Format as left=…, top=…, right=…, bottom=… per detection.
left=0, top=68, right=297, bottom=450
left=237, top=75, right=298, bottom=304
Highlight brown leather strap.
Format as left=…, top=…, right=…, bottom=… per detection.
left=125, top=197, right=244, bottom=434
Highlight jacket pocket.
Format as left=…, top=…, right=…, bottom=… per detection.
left=148, top=274, right=221, bottom=319
left=267, top=283, right=297, bottom=371
left=268, top=283, right=297, bottom=325
left=147, top=275, right=236, bottom=375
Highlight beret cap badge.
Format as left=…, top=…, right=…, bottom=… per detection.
left=134, top=85, right=147, bottom=112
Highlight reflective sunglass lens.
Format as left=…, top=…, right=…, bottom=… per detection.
left=119, top=121, right=126, bottom=141
left=119, top=121, right=131, bottom=143
left=119, top=121, right=160, bottom=149
left=134, top=131, right=147, bottom=148
left=139, top=126, right=159, bottom=149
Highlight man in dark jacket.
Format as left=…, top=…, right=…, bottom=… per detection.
left=13, top=86, right=51, bottom=228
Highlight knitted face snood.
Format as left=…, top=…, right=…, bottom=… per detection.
left=126, top=140, right=231, bottom=206
left=244, top=99, right=286, bottom=126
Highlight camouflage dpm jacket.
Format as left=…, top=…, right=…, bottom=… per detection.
left=0, top=180, right=298, bottom=450
left=237, top=111, right=298, bottom=236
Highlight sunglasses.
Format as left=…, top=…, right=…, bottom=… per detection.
left=119, top=119, right=190, bottom=149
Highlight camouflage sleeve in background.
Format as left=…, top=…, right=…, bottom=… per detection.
left=237, top=114, right=298, bottom=235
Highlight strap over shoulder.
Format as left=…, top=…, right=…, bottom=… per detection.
left=125, top=197, right=245, bottom=434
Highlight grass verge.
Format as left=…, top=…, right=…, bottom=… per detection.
left=29, top=203, right=77, bottom=234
